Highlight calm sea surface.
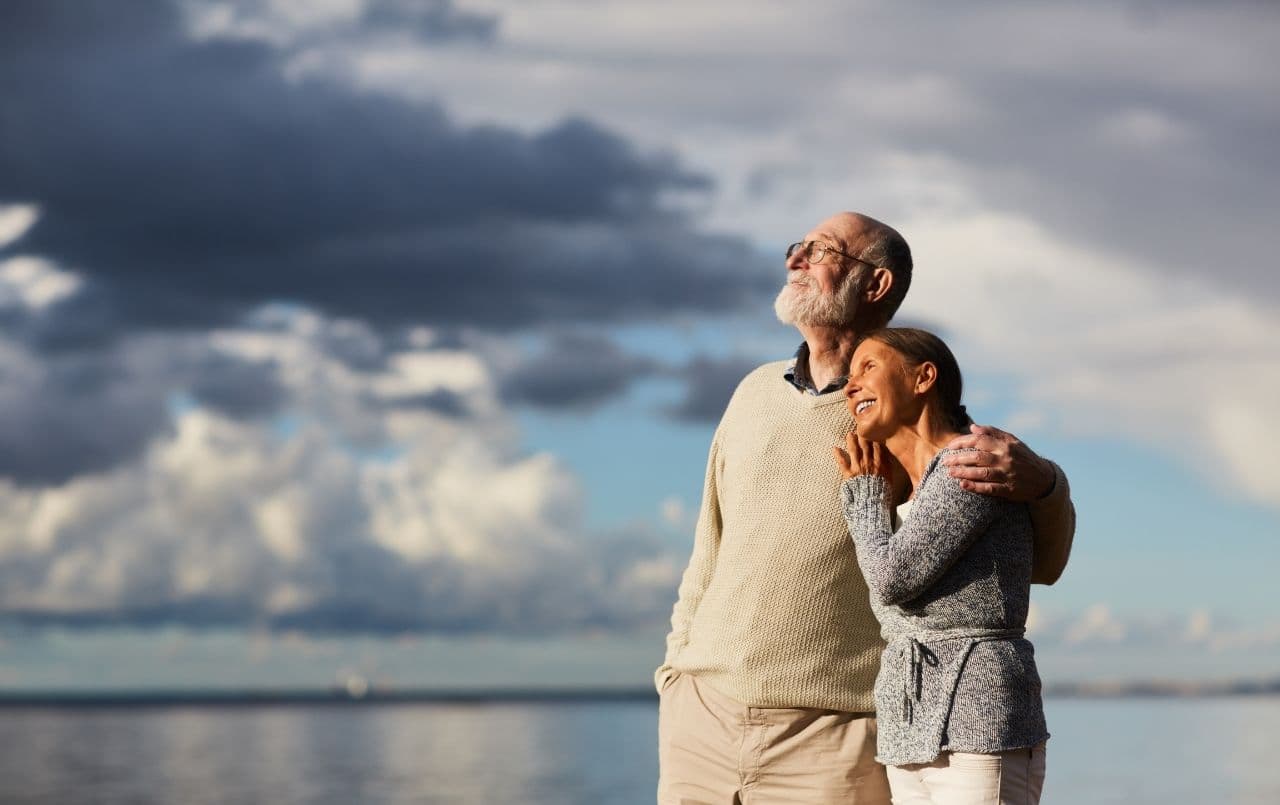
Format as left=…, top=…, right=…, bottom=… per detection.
left=0, top=696, right=1276, bottom=804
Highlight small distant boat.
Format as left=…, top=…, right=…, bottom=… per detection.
left=342, top=674, right=369, bottom=700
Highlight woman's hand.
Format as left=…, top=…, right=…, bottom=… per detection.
left=833, top=432, right=890, bottom=480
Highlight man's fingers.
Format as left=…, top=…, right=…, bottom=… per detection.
left=943, top=435, right=1005, bottom=458
left=955, top=479, right=1013, bottom=496
left=969, top=423, right=1013, bottom=441
left=944, top=449, right=997, bottom=468
left=944, top=433, right=982, bottom=451
left=946, top=464, right=1004, bottom=483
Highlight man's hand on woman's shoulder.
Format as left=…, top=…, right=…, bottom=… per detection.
left=943, top=424, right=1055, bottom=501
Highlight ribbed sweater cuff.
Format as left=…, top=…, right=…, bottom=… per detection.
left=841, top=474, right=889, bottom=516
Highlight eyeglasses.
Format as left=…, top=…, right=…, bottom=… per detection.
left=785, top=240, right=879, bottom=268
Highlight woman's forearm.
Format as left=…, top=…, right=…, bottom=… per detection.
left=842, top=460, right=1001, bottom=605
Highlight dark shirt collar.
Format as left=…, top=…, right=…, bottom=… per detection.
left=783, top=342, right=847, bottom=396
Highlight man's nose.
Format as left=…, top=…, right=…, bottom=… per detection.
left=844, top=379, right=859, bottom=398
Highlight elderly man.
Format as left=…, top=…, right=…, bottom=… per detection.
left=656, top=212, right=1074, bottom=803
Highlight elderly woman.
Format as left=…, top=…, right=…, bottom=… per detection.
left=833, top=327, right=1049, bottom=805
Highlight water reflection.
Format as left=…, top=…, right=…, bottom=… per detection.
left=1043, top=697, right=1280, bottom=805
left=0, top=698, right=1276, bottom=804
left=0, top=702, right=658, bottom=804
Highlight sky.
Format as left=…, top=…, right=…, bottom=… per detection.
left=1, top=0, right=1278, bottom=691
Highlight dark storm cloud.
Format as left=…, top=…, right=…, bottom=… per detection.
left=187, top=352, right=285, bottom=419
left=0, top=349, right=173, bottom=486
left=0, top=0, right=773, bottom=342
left=0, top=328, right=299, bottom=486
left=499, top=332, right=660, bottom=410
left=666, top=355, right=767, bottom=423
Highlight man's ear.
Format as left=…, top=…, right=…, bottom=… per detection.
left=863, top=267, right=893, bottom=305
left=915, top=362, right=938, bottom=395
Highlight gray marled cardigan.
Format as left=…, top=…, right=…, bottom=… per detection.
left=840, top=448, right=1049, bottom=765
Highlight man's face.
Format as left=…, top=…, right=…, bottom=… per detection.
left=773, top=214, right=870, bottom=327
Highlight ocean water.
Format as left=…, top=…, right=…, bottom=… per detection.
left=0, top=696, right=1276, bottom=804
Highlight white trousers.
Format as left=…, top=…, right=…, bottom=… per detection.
left=885, top=744, right=1046, bottom=805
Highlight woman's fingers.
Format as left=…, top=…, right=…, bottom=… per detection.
left=832, top=445, right=852, bottom=477
left=838, top=432, right=891, bottom=479
left=858, top=435, right=875, bottom=463
left=875, top=441, right=891, bottom=478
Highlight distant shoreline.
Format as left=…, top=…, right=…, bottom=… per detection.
left=2, top=680, right=1279, bottom=708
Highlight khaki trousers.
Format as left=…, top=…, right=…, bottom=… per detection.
left=885, top=745, right=1047, bottom=805
left=657, top=671, right=891, bottom=804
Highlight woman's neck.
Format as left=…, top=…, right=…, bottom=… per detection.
left=884, top=410, right=963, bottom=495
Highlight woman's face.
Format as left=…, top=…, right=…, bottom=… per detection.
left=844, top=339, right=918, bottom=441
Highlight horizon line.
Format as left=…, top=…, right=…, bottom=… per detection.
left=2, top=678, right=1279, bottom=708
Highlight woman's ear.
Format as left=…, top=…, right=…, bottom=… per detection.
left=914, top=362, right=938, bottom=395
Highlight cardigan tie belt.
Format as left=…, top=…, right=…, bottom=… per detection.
left=892, top=627, right=1026, bottom=725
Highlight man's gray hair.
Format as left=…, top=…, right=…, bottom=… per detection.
left=857, top=223, right=913, bottom=322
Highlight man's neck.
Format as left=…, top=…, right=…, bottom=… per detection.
left=797, top=318, right=882, bottom=391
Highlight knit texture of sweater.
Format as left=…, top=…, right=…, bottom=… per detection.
left=657, top=361, right=884, bottom=711
left=841, top=450, right=1050, bottom=765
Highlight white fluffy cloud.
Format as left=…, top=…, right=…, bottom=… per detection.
left=0, top=309, right=680, bottom=632
left=0, top=204, right=40, bottom=250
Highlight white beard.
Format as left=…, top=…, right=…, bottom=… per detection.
left=773, top=272, right=862, bottom=327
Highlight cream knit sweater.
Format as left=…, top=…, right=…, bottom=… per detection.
left=657, top=360, right=1074, bottom=712
left=657, top=360, right=883, bottom=711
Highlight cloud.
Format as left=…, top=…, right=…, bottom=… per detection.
left=0, top=308, right=682, bottom=634
left=186, top=350, right=287, bottom=419
left=4, top=0, right=1277, bottom=645
left=0, top=339, right=175, bottom=486
left=0, top=205, right=39, bottom=249
left=497, top=331, right=660, bottom=411
left=334, top=0, right=1280, bottom=301
left=1062, top=604, right=1128, bottom=645
left=183, top=0, right=500, bottom=48
left=0, top=0, right=773, bottom=344
left=0, top=254, right=81, bottom=312
left=1032, top=604, right=1280, bottom=655
left=665, top=354, right=766, bottom=423
left=659, top=496, right=688, bottom=528
left=897, top=206, right=1280, bottom=507
left=0, top=0, right=780, bottom=485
